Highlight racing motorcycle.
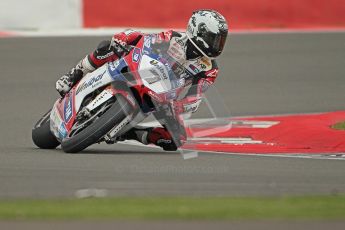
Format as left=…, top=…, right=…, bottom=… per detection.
left=32, top=35, right=187, bottom=153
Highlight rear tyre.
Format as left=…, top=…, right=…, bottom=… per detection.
left=32, top=110, right=60, bottom=149
left=61, top=95, right=133, bottom=153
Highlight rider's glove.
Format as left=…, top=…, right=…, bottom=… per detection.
left=111, top=34, right=127, bottom=47
left=172, top=98, right=202, bottom=115
left=56, top=75, right=73, bottom=97
left=148, top=127, right=185, bottom=151
left=56, top=69, right=83, bottom=97
left=172, top=101, right=185, bottom=115
left=110, top=33, right=129, bottom=56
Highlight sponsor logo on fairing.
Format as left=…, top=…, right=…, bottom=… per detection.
left=150, top=60, right=158, bottom=65
left=107, top=59, right=128, bottom=81
left=108, top=60, right=120, bottom=72
left=58, top=123, right=68, bottom=139
left=76, top=70, right=106, bottom=95
left=64, top=96, right=73, bottom=122
left=148, top=69, right=161, bottom=82
left=150, top=60, right=168, bottom=80
left=157, top=57, right=173, bottom=73
left=132, top=47, right=141, bottom=63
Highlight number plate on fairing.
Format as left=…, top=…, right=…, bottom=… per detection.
left=138, top=55, right=173, bottom=94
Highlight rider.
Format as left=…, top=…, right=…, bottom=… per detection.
left=56, top=9, right=228, bottom=151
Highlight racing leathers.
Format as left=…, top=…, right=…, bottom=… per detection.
left=56, top=29, right=220, bottom=151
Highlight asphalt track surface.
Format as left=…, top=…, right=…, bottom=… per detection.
left=0, top=32, right=344, bottom=198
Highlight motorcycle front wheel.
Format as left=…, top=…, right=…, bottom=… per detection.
left=61, top=95, right=133, bottom=153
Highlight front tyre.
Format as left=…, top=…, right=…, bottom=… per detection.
left=61, top=95, right=133, bottom=153
left=32, top=109, right=60, bottom=149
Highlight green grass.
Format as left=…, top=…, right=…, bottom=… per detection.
left=0, top=196, right=344, bottom=220
left=332, top=121, right=345, bottom=130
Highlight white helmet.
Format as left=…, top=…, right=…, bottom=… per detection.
left=186, top=10, right=228, bottom=59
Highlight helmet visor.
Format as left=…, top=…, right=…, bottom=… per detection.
left=202, top=30, right=228, bottom=58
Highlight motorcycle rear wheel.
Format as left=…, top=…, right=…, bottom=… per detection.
left=32, top=109, right=60, bottom=149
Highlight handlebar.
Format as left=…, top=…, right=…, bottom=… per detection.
left=112, top=40, right=133, bottom=56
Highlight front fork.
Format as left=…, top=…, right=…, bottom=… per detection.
left=95, top=83, right=140, bottom=143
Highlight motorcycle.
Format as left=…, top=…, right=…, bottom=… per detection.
left=32, top=35, right=188, bottom=153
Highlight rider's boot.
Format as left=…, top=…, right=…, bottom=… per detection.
left=121, top=126, right=179, bottom=151
left=121, top=127, right=152, bottom=145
